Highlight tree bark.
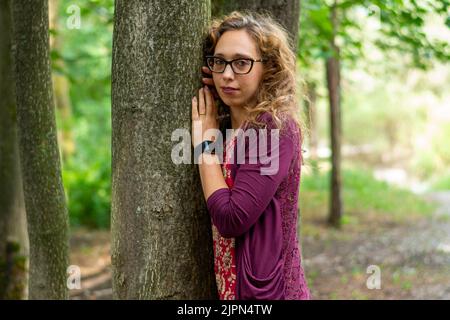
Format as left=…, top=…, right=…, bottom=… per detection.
left=111, top=0, right=216, bottom=299
left=212, top=0, right=300, bottom=53
left=326, top=2, right=343, bottom=228
left=0, top=0, right=29, bottom=300
left=11, top=0, right=69, bottom=299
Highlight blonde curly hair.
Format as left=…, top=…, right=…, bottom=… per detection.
left=204, top=11, right=304, bottom=138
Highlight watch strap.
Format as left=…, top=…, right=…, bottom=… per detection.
left=194, top=140, right=216, bottom=159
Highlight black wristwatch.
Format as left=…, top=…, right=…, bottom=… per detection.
left=194, top=140, right=216, bottom=158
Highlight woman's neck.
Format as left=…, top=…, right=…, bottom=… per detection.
left=230, top=107, right=249, bottom=130
left=229, top=96, right=259, bottom=130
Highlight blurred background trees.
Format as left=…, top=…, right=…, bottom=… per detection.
left=299, top=0, right=449, bottom=227
left=54, top=0, right=114, bottom=229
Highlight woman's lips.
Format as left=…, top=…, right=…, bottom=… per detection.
left=221, top=87, right=239, bottom=94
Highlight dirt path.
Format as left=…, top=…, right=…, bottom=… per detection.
left=424, top=191, right=450, bottom=217
left=69, top=230, right=112, bottom=300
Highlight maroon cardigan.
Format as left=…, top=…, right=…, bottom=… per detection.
left=206, top=112, right=311, bottom=300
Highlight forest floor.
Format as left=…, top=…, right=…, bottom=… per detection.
left=302, top=190, right=450, bottom=299
left=69, top=191, right=450, bottom=300
left=69, top=229, right=112, bottom=300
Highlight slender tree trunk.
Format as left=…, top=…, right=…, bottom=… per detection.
left=303, top=81, right=319, bottom=174
left=111, top=0, right=216, bottom=299
left=212, top=0, right=300, bottom=52
left=49, top=0, right=75, bottom=161
left=11, top=0, right=69, bottom=299
left=0, top=0, right=29, bottom=300
left=326, top=2, right=343, bottom=228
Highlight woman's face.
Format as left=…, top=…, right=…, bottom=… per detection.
left=212, top=29, right=264, bottom=109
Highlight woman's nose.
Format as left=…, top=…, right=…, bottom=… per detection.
left=222, top=64, right=235, bottom=80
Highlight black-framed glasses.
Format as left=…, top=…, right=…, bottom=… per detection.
left=206, top=56, right=264, bottom=75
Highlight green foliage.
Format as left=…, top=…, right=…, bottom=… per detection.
left=63, top=153, right=110, bottom=228
left=374, top=0, right=449, bottom=68
left=299, top=0, right=450, bottom=69
left=298, top=0, right=334, bottom=67
left=54, top=0, right=114, bottom=229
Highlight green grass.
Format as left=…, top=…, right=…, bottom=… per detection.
left=431, top=171, right=450, bottom=191
left=300, top=167, right=436, bottom=223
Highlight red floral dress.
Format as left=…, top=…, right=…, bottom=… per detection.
left=211, top=134, right=237, bottom=300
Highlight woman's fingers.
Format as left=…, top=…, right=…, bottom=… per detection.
left=202, top=66, right=212, bottom=75
left=204, top=86, right=213, bottom=117
left=202, top=77, right=214, bottom=86
left=203, top=79, right=219, bottom=99
left=193, top=86, right=216, bottom=119
left=198, top=88, right=206, bottom=115
left=208, top=92, right=219, bottom=123
left=202, top=66, right=219, bottom=99
left=191, top=95, right=198, bottom=119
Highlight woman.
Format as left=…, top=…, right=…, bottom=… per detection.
left=191, top=11, right=311, bottom=300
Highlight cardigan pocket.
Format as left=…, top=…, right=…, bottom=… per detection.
left=240, top=252, right=285, bottom=299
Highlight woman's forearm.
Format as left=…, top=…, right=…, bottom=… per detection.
left=198, top=153, right=228, bottom=201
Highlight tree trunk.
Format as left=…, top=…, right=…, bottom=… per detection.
left=212, top=0, right=300, bottom=53
left=303, top=81, right=319, bottom=175
left=49, top=0, right=75, bottom=162
left=0, top=0, right=29, bottom=300
left=326, top=2, right=343, bottom=228
left=111, top=0, right=216, bottom=299
left=11, top=0, right=69, bottom=299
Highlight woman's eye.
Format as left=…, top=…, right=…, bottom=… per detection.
left=214, top=59, right=225, bottom=65
left=236, top=60, right=250, bottom=66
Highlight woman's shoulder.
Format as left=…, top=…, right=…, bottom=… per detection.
left=254, top=111, right=300, bottom=142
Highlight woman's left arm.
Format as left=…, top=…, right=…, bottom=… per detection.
left=198, top=154, right=228, bottom=201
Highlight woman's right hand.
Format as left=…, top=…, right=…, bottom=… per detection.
left=202, top=66, right=219, bottom=100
